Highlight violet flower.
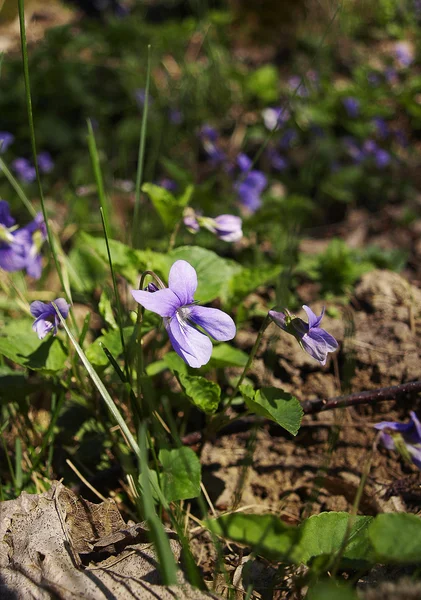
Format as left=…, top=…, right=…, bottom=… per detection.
left=0, top=132, right=14, bottom=152
left=395, top=42, right=413, bottom=68
left=262, top=107, right=290, bottom=131
left=37, top=152, right=54, bottom=174
left=131, top=260, right=236, bottom=368
left=269, top=305, right=338, bottom=365
left=30, top=298, right=70, bottom=340
left=0, top=207, right=46, bottom=279
left=183, top=209, right=243, bottom=242
left=342, top=97, right=360, bottom=118
left=157, top=177, right=178, bottom=193
left=199, top=125, right=226, bottom=164
left=12, top=158, right=36, bottom=184
left=235, top=154, right=267, bottom=213
left=374, top=411, right=421, bottom=470
left=266, top=147, right=288, bottom=171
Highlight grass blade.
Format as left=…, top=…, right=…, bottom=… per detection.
left=53, top=303, right=140, bottom=457
left=0, top=157, right=36, bottom=217
left=139, top=422, right=179, bottom=585
left=87, top=120, right=111, bottom=231
left=132, top=45, right=151, bottom=248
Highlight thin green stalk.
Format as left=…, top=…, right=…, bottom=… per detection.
left=228, top=315, right=271, bottom=404
left=53, top=303, right=140, bottom=457
left=17, top=0, right=77, bottom=330
left=0, top=157, right=36, bottom=217
left=138, top=423, right=179, bottom=585
left=87, top=120, right=111, bottom=232
left=132, top=45, right=151, bottom=249
left=99, top=207, right=129, bottom=378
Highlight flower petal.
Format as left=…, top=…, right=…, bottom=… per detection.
left=301, top=330, right=330, bottom=365
left=54, top=298, right=70, bottom=319
left=268, top=310, right=287, bottom=331
left=168, top=260, right=197, bottom=305
left=30, top=300, right=50, bottom=318
left=374, top=420, right=413, bottom=433
left=303, top=305, right=324, bottom=328
left=311, top=327, right=338, bottom=351
left=32, top=316, right=54, bottom=340
left=131, top=288, right=179, bottom=317
left=407, top=444, right=421, bottom=470
left=410, top=411, right=421, bottom=441
left=189, top=305, right=236, bottom=341
left=166, top=316, right=213, bottom=368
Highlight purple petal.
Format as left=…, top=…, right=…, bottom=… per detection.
left=166, top=316, right=213, bottom=368
left=301, top=330, right=330, bottom=365
left=54, top=298, right=70, bottom=319
left=32, top=316, right=54, bottom=340
left=311, top=327, right=338, bottom=351
left=30, top=300, right=51, bottom=318
left=25, top=254, right=43, bottom=280
left=131, top=288, right=179, bottom=317
left=168, top=260, right=197, bottom=305
left=213, top=215, right=242, bottom=242
left=374, top=420, right=413, bottom=433
left=410, top=411, right=421, bottom=441
left=303, top=305, right=324, bottom=328
left=237, top=153, right=252, bottom=171
left=407, top=444, right=421, bottom=470
left=269, top=310, right=287, bottom=331
left=189, top=305, right=236, bottom=341
left=0, top=200, right=15, bottom=227
left=0, top=243, right=27, bottom=272
left=378, top=432, right=396, bottom=451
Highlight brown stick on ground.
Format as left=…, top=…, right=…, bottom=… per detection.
left=181, top=379, right=421, bottom=446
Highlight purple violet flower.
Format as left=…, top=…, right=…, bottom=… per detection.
left=131, top=260, right=236, bottom=368
left=395, top=42, right=413, bottom=68
left=262, top=107, right=290, bottom=131
left=372, top=117, right=389, bottom=139
left=0, top=210, right=46, bottom=279
left=37, top=152, right=54, bottom=174
left=199, top=125, right=226, bottom=164
left=279, top=128, right=297, bottom=150
left=0, top=132, right=14, bottom=153
left=266, top=147, right=288, bottom=171
left=235, top=154, right=267, bottom=213
left=184, top=209, right=242, bottom=242
left=374, top=411, right=421, bottom=470
left=342, top=96, right=360, bottom=118
left=269, top=305, right=338, bottom=365
left=30, top=298, right=70, bottom=340
left=157, top=177, right=178, bottom=193
left=12, top=158, right=36, bottom=184
left=374, top=148, right=391, bottom=168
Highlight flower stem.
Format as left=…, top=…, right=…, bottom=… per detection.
left=228, top=315, right=271, bottom=404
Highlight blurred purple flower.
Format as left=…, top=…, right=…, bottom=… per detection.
left=157, top=177, right=178, bottom=193
left=342, top=96, right=360, bottom=118
left=199, top=125, right=226, bottom=164
left=288, top=75, right=308, bottom=97
left=374, top=148, right=391, bottom=168
left=372, top=117, right=389, bottom=139
left=266, top=147, right=288, bottom=171
left=0, top=204, right=46, bottom=279
left=169, top=108, right=183, bottom=125
left=135, top=89, right=153, bottom=108
left=262, top=107, right=290, bottom=131
left=37, top=152, right=54, bottom=174
left=374, top=411, right=421, bottom=469
left=235, top=154, right=267, bottom=212
left=0, top=132, right=14, bottom=153
left=184, top=209, right=242, bottom=242
left=279, top=128, right=297, bottom=150
left=269, top=305, right=338, bottom=365
left=363, top=139, right=378, bottom=154
left=30, top=298, right=70, bottom=340
left=395, top=42, right=413, bottom=68
left=12, top=158, right=36, bottom=183
left=131, top=260, right=236, bottom=367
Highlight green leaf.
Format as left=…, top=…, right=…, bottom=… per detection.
left=98, top=290, right=118, bottom=331
left=208, top=344, right=248, bottom=369
left=241, top=386, right=303, bottom=436
left=78, top=232, right=141, bottom=284
left=85, top=328, right=130, bottom=367
left=163, top=351, right=188, bottom=375
left=306, top=581, right=358, bottom=600
left=142, top=182, right=192, bottom=231
left=207, top=514, right=300, bottom=561
left=297, top=512, right=374, bottom=567
left=0, top=366, right=36, bottom=401
left=179, top=373, right=221, bottom=414
left=0, top=319, right=67, bottom=373
left=369, top=513, right=421, bottom=563
left=225, top=265, right=280, bottom=307
left=159, top=447, right=201, bottom=502
left=246, top=65, right=279, bottom=103
left=207, top=512, right=374, bottom=567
